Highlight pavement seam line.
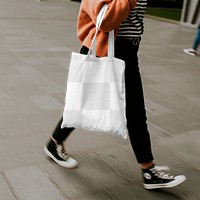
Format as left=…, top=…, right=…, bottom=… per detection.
left=38, top=165, right=71, bottom=200
left=105, top=190, right=118, bottom=200
left=95, top=152, right=132, bottom=184
left=148, top=121, right=173, bottom=137
left=1, top=171, right=21, bottom=200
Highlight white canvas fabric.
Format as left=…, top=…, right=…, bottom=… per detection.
left=61, top=4, right=127, bottom=138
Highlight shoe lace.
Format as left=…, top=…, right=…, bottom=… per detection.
left=151, top=166, right=174, bottom=179
left=56, top=142, right=70, bottom=160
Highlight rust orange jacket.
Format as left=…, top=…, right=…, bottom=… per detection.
left=77, top=0, right=137, bottom=57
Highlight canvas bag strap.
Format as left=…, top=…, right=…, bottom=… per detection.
left=108, top=30, right=114, bottom=57
left=89, top=4, right=114, bottom=57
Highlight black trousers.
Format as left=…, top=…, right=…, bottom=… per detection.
left=52, top=37, right=154, bottom=163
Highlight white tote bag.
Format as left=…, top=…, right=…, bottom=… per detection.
left=61, top=4, right=127, bottom=138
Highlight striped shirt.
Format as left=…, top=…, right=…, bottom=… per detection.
left=117, top=0, right=147, bottom=38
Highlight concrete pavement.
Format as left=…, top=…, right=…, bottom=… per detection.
left=0, top=0, right=199, bottom=199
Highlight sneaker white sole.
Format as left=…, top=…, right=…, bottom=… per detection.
left=143, top=175, right=186, bottom=189
left=183, top=49, right=196, bottom=56
left=44, top=146, right=78, bottom=169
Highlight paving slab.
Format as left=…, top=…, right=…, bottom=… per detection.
left=4, top=165, right=68, bottom=200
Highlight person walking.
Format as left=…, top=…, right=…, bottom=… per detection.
left=183, top=23, right=200, bottom=56
left=44, top=0, right=186, bottom=189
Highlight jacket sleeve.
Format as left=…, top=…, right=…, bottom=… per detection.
left=82, top=0, right=137, bottom=32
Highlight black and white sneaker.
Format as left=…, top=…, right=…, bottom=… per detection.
left=142, top=165, right=186, bottom=189
left=44, top=139, right=78, bottom=168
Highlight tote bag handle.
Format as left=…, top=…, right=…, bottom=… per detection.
left=89, top=4, right=114, bottom=58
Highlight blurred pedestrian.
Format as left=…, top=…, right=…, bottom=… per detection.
left=183, top=23, right=200, bottom=56
left=44, top=0, right=186, bottom=189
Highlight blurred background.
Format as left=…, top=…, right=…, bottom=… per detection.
left=147, top=0, right=200, bottom=27
left=146, top=0, right=184, bottom=21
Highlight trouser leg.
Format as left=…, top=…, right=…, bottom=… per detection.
left=52, top=118, right=74, bottom=143
left=192, top=26, right=200, bottom=50
left=115, top=37, right=154, bottom=163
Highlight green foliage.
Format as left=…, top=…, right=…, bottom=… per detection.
left=145, top=7, right=182, bottom=21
